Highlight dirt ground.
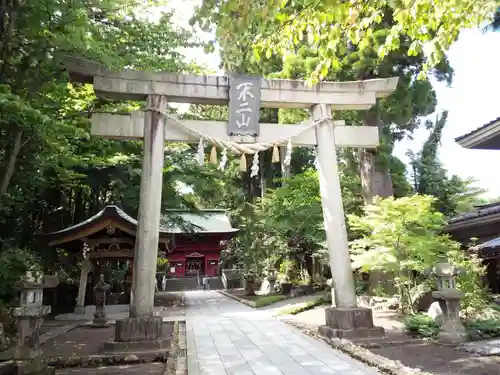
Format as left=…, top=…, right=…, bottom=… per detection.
left=41, top=323, right=174, bottom=358
left=371, top=341, right=500, bottom=375
left=40, top=318, right=72, bottom=335
left=290, top=306, right=500, bottom=375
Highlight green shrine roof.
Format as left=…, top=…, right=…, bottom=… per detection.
left=44, top=205, right=238, bottom=247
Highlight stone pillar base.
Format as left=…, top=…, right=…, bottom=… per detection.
left=101, top=316, right=167, bottom=354
left=318, top=307, right=385, bottom=340
left=90, top=316, right=109, bottom=328
left=73, top=306, right=85, bottom=315
left=115, top=316, right=163, bottom=341
left=437, top=331, right=467, bottom=345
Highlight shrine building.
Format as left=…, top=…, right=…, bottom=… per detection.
left=448, top=116, right=500, bottom=293
left=44, top=205, right=238, bottom=279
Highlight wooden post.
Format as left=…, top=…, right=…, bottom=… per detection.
left=75, top=260, right=92, bottom=314
left=130, top=95, right=167, bottom=318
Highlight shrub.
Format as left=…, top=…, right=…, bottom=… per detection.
left=404, top=314, right=440, bottom=338
left=465, top=318, right=500, bottom=340
left=446, top=249, right=488, bottom=315
left=278, top=297, right=328, bottom=316
left=253, top=295, right=287, bottom=307
left=0, top=247, right=42, bottom=302
left=0, top=301, right=16, bottom=349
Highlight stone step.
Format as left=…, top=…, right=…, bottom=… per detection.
left=164, top=277, right=222, bottom=291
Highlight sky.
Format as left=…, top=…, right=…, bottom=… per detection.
left=165, top=1, right=500, bottom=198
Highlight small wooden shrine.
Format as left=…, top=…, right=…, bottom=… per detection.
left=43, top=205, right=238, bottom=311
left=445, top=202, right=500, bottom=293
left=453, top=117, right=500, bottom=293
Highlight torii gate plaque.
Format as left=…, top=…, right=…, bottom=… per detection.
left=66, top=58, right=398, bottom=342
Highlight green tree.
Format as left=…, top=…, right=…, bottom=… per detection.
left=408, top=111, right=487, bottom=217
left=194, top=0, right=497, bottom=80
left=349, top=195, right=486, bottom=313
left=246, top=168, right=363, bottom=277
left=194, top=3, right=452, bottom=205
left=0, top=1, right=205, bottom=255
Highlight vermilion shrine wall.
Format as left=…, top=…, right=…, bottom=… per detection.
left=166, top=237, right=223, bottom=277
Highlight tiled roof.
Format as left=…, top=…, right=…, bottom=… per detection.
left=449, top=201, right=500, bottom=224
left=161, top=209, right=238, bottom=234
left=455, top=116, right=500, bottom=142
left=47, top=205, right=238, bottom=236
left=475, top=236, right=500, bottom=251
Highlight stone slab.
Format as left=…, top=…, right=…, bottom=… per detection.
left=459, top=338, right=500, bottom=356
left=320, top=306, right=385, bottom=340
left=318, top=325, right=385, bottom=340
left=324, top=306, right=376, bottom=329
left=65, top=57, right=398, bottom=109
left=91, top=113, right=380, bottom=148
left=115, top=317, right=163, bottom=342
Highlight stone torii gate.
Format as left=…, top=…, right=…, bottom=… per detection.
left=66, top=58, right=398, bottom=342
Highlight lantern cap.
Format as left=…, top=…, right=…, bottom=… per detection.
left=431, top=262, right=463, bottom=277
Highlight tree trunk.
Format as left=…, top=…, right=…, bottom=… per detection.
left=359, top=109, right=394, bottom=204
left=0, top=130, right=23, bottom=195
left=359, top=109, right=394, bottom=294
left=359, top=150, right=394, bottom=203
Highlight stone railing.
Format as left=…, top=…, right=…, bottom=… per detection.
left=221, top=269, right=243, bottom=290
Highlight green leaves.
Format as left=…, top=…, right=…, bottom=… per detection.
left=195, top=0, right=497, bottom=80
left=348, top=194, right=486, bottom=312
left=0, top=1, right=204, bottom=251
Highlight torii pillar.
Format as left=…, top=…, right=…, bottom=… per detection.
left=65, top=57, right=398, bottom=340
left=314, top=104, right=385, bottom=339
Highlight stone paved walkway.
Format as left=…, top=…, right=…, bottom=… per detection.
left=185, top=291, right=381, bottom=375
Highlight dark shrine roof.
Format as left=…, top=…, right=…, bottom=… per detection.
left=46, top=205, right=141, bottom=236
left=449, top=201, right=500, bottom=225
left=455, top=116, right=500, bottom=150
left=471, top=236, right=500, bottom=259
left=44, top=205, right=238, bottom=246
left=475, top=236, right=500, bottom=251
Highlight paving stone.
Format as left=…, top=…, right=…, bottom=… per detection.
left=185, top=291, right=381, bottom=375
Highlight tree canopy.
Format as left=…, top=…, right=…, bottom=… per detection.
left=194, top=0, right=497, bottom=81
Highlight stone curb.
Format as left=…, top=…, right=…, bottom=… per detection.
left=175, top=322, right=187, bottom=375
left=0, top=320, right=84, bottom=361
left=45, top=352, right=169, bottom=368
left=286, top=321, right=434, bottom=375
left=163, top=320, right=187, bottom=375
left=164, top=321, right=179, bottom=375
left=218, top=290, right=257, bottom=308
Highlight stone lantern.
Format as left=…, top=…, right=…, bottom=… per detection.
left=431, top=262, right=467, bottom=344
left=11, top=270, right=55, bottom=374
left=92, top=274, right=111, bottom=328
left=265, top=267, right=277, bottom=295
